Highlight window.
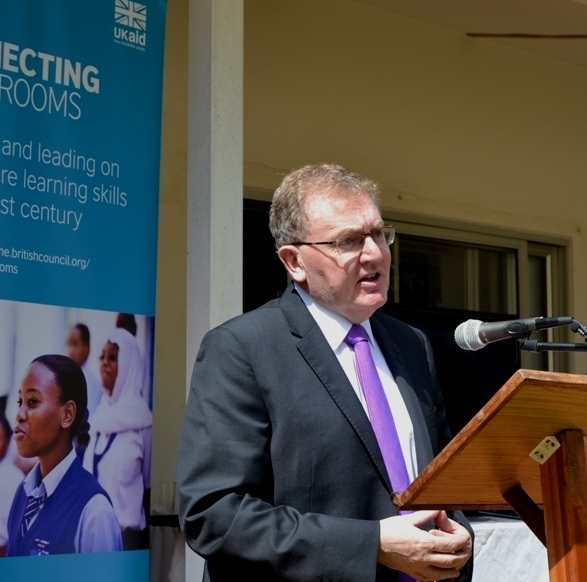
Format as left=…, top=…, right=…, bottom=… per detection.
left=385, top=218, right=568, bottom=370
left=380, top=218, right=568, bottom=433
left=390, top=235, right=517, bottom=314
left=525, top=242, right=568, bottom=373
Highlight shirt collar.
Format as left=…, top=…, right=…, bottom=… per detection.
left=294, top=283, right=375, bottom=349
left=22, top=447, right=76, bottom=498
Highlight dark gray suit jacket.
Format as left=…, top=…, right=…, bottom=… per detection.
left=177, top=284, right=473, bottom=582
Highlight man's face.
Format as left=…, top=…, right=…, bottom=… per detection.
left=284, top=191, right=391, bottom=323
left=66, top=327, right=89, bottom=366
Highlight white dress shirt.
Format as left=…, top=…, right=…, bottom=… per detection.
left=295, top=284, right=418, bottom=483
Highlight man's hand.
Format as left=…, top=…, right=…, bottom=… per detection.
left=378, top=510, right=472, bottom=581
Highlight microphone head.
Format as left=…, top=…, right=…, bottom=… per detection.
left=454, top=319, right=485, bottom=351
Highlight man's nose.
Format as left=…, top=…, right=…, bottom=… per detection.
left=360, top=233, right=384, bottom=257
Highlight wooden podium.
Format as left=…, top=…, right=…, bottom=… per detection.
left=392, top=369, right=587, bottom=582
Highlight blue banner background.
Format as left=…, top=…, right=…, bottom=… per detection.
left=0, top=0, right=167, bottom=316
left=0, top=1, right=166, bottom=580
left=0, top=549, right=149, bottom=582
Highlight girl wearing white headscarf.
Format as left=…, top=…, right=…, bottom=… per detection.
left=83, top=327, right=152, bottom=550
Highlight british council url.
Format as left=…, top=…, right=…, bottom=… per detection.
left=1, top=247, right=91, bottom=271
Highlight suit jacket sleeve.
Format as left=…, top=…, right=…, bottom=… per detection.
left=176, top=323, right=381, bottom=582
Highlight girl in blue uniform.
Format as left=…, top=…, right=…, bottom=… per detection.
left=6, top=354, right=122, bottom=556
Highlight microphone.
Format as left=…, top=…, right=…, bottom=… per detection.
left=454, top=316, right=574, bottom=351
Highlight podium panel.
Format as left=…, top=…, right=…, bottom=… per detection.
left=393, top=369, right=587, bottom=582
left=394, top=369, right=587, bottom=511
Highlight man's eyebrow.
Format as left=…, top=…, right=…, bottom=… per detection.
left=337, top=223, right=385, bottom=236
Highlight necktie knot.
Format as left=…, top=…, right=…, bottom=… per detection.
left=344, top=324, right=369, bottom=347
left=21, top=489, right=46, bottom=536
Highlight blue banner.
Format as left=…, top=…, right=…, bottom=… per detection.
left=0, top=1, right=166, bottom=581
left=0, top=0, right=166, bottom=315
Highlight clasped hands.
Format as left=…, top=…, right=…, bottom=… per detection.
left=378, top=509, right=472, bottom=582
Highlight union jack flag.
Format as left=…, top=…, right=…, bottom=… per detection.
left=115, top=0, right=147, bottom=31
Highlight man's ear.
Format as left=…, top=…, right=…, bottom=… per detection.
left=277, top=246, right=307, bottom=283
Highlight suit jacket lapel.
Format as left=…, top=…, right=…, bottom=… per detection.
left=279, top=286, right=392, bottom=489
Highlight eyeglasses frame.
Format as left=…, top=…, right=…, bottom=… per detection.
left=289, top=224, right=395, bottom=256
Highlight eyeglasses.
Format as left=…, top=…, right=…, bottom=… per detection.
left=291, top=224, right=395, bottom=257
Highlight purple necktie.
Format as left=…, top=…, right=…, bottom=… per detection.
left=345, top=324, right=410, bottom=491
left=345, top=324, right=417, bottom=582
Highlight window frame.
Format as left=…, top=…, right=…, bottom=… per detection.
left=386, top=212, right=569, bottom=372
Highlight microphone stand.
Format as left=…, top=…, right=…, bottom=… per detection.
left=518, top=340, right=587, bottom=352
left=518, top=318, right=587, bottom=353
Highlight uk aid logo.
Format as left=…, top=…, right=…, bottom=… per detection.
left=113, top=0, right=147, bottom=50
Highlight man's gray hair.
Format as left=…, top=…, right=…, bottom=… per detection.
left=269, top=163, right=381, bottom=249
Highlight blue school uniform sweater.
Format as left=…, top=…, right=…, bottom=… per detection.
left=7, top=456, right=111, bottom=556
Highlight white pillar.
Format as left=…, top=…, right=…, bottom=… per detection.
left=185, top=0, right=244, bottom=580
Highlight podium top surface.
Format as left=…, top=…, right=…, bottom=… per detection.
left=393, top=369, right=587, bottom=510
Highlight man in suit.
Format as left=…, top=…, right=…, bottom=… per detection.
left=177, top=164, right=473, bottom=581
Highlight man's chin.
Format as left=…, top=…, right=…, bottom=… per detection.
left=361, top=291, right=388, bottom=309
left=345, top=296, right=387, bottom=322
